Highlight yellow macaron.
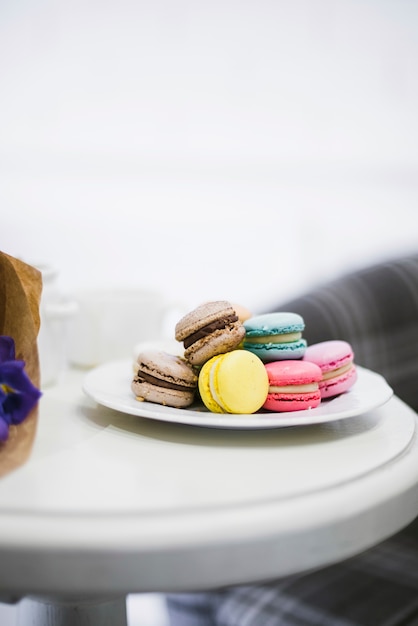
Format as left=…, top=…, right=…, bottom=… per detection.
left=198, top=350, right=269, bottom=414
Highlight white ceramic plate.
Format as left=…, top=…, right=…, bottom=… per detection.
left=83, top=360, right=393, bottom=430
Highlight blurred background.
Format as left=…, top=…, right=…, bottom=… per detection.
left=1, top=0, right=418, bottom=314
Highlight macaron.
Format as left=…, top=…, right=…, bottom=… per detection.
left=198, top=350, right=269, bottom=414
left=303, top=340, right=357, bottom=399
left=232, top=303, right=252, bottom=323
left=175, top=300, right=246, bottom=366
left=243, top=312, right=307, bottom=363
left=131, top=350, right=198, bottom=408
left=263, top=360, right=322, bottom=412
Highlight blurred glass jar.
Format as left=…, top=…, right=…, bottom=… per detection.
left=36, top=265, right=78, bottom=387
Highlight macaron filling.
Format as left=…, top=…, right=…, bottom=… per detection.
left=268, top=382, right=320, bottom=394
left=183, top=314, right=239, bottom=349
left=134, top=371, right=194, bottom=391
left=321, top=362, right=353, bottom=381
left=244, top=331, right=302, bottom=345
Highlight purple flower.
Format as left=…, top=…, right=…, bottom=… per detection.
left=0, top=336, right=42, bottom=442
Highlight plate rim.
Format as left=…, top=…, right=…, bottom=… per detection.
left=82, top=360, right=394, bottom=430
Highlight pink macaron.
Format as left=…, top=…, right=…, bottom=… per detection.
left=262, top=360, right=322, bottom=412
left=303, top=340, right=357, bottom=399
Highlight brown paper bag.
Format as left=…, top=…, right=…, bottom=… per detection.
left=0, top=251, right=42, bottom=478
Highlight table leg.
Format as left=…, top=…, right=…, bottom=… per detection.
left=17, top=595, right=128, bottom=626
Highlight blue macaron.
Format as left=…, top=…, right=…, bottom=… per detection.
left=243, top=312, right=307, bottom=363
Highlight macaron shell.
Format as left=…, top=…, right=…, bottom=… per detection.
left=131, top=379, right=195, bottom=408
left=303, top=340, right=354, bottom=373
left=265, top=360, right=323, bottom=385
left=243, top=339, right=307, bottom=363
left=243, top=312, right=305, bottom=337
left=319, top=364, right=358, bottom=399
left=263, top=391, right=321, bottom=412
left=175, top=300, right=238, bottom=340
left=198, top=357, right=225, bottom=413
left=198, top=350, right=269, bottom=414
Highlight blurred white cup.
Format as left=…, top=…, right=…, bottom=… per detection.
left=67, top=288, right=182, bottom=368
left=36, top=265, right=78, bottom=387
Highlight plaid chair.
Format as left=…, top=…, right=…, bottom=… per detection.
left=166, top=253, right=418, bottom=626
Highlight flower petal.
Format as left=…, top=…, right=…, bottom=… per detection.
left=0, top=360, right=42, bottom=425
left=0, top=417, right=9, bottom=442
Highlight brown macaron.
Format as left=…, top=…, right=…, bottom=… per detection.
left=175, top=300, right=246, bottom=366
left=131, top=350, right=198, bottom=408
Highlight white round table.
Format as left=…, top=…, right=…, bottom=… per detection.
left=0, top=365, right=417, bottom=625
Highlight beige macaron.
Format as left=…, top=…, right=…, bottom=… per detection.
left=131, top=350, right=198, bottom=408
left=175, top=300, right=246, bottom=366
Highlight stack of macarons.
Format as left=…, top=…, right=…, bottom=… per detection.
left=131, top=301, right=358, bottom=414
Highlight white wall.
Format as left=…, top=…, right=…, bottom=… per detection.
left=1, top=0, right=418, bottom=312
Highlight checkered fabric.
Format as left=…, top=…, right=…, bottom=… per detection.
left=166, top=254, right=418, bottom=626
